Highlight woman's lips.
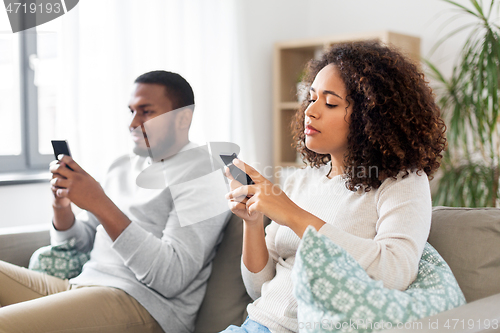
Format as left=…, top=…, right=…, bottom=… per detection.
left=304, top=125, right=320, bottom=135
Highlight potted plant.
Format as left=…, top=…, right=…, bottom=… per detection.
left=427, top=0, right=500, bottom=207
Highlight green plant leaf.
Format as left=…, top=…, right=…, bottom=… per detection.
left=442, top=0, right=481, bottom=17
left=428, top=22, right=479, bottom=56
left=429, top=0, right=500, bottom=207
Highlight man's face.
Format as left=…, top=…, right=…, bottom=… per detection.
left=128, top=83, right=177, bottom=158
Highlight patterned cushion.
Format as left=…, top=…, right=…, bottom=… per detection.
left=292, top=227, right=466, bottom=332
left=28, top=238, right=90, bottom=280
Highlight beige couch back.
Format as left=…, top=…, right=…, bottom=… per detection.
left=428, top=207, right=500, bottom=303
left=194, top=213, right=251, bottom=332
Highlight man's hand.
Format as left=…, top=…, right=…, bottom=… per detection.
left=49, top=154, right=131, bottom=241
left=49, top=159, right=72, bottom=209
left=49, top=155, right=106, bottom=212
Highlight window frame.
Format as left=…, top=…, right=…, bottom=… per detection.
left=0, top=28, right=53, bottom=174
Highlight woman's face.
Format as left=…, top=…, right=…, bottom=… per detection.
left=304, top=64, right=352, bottom=159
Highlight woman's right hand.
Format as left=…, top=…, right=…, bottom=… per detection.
left=224, top=166, right=263, bottom=225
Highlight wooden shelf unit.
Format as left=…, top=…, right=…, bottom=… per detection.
left=273, top=31, right=421, bottom=176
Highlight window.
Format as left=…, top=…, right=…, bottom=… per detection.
left=0, top=18, right=23, bottom=170
left=0, top=17, right=61, bottom=174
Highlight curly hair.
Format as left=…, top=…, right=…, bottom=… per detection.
left=292, top=40, right=447, bottom=191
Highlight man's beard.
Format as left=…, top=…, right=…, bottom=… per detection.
left=133, top=124, right=177, bottom=161
left=133, top=143, right=151, bottom=157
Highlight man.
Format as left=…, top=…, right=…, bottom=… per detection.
left=0, top=71, right=231, bottom=333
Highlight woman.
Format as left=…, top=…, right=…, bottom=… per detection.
left=222, top=40, right=446, bottom=333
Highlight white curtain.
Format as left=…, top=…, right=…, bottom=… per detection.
left=52, top=0, right=255, bottom=181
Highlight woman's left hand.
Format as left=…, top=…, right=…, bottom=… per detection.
left=225, top=159, right=301, bottom=227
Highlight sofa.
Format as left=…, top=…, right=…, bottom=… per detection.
left=0, top=207, right=499, bottom=332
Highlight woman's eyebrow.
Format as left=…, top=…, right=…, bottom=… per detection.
left=310, top=87, right=343, bottom=100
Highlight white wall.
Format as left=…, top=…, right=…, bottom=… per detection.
left=0, top=0, right=473, bottom=228
left=0, top=183, right=53, bottom=229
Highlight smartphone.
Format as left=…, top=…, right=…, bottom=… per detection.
left=51, top=140, right=73, bottom=170
left=220, top=153, right=254, bottom=185
left=51, top=140, right=71, bottom=159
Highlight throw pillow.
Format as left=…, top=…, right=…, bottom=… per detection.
left=29, top=238, right=90, bottom=280
left=292, top=226, right=466, bottom=333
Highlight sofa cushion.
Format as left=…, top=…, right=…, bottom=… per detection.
left=28, top=237, right=90, bottom=279
left=194, top=213, right=252, bottom=333
left=428, top=206, right=500, bottom=302
left=292, top=226, right=466, bottom=333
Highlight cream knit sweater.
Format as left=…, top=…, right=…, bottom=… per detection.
left=241, top=163, right=432, bottom=333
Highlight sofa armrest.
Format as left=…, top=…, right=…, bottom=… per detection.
left=378, top=293, right=500, bottom=332
left=0, top=226, right=50, bottom=267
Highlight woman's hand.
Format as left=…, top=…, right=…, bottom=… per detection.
left=224, top=163, right=263, bottom=225
left=225, top=159, right=301, bottom=228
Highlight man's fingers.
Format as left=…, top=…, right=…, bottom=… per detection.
left=51, top=177, right=70, bottom=189
left=56, top=188, right=69, bottom=197
left=51, top=173, right=67, bottom=180
left=50, top=162, right=72, bottom=178
left=58, top=155, right=82, bottom=172
left=49, top=162, right=68, bottom=178
left=51, top=186, right=63, bottom=195
left=49, top=162, right=59, bottom=173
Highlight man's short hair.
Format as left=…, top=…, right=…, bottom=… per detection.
left=134, top=70, right=195, bottom=110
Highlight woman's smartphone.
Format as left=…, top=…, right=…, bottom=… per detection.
left=51, top=140, right=73, bottom=170
left=220, top=153, right=254, bottom=185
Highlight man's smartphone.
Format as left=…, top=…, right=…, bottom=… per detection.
left=220, top=153, right=254, bottom=185
left=51, top=140, right=73, bottom=170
